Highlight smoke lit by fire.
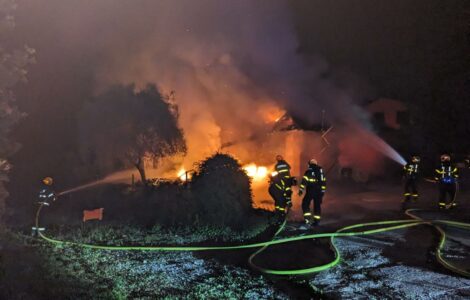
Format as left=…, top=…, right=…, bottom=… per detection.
left=32, top=1, right=406, bottom=207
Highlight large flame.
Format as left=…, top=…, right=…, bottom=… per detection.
left=176, top=164, right=270, bottom=182
left=243, top=163, right=269, bottom=181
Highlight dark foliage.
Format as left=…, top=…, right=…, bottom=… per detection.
left=78, top=84, right=186, bottom=182
left=191, top=153, right=254, bottom=228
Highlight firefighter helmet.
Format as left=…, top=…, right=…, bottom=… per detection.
left=309, top=158, right=318, bottom=165
left=42, top=177, right=53, bottom=186
left=440, top=154, right=451, bottom=162
left=276, top=155, right=284, bottom=162
left=411, top=156, right=420, bottom=163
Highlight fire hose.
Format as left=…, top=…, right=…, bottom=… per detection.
left=35, top=203, right=470, bottom=279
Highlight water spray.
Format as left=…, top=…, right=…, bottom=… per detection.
left=357, top=126, right=407, bottom=166
left=58, top=169, right=135, bottom=196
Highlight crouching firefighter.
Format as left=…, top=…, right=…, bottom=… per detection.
left=268, top=155, right=294, bottom=223
left=298, top=159, right=326, bottom=227
left=435, top=154, right=459, bottom=209
left=402, top=155, right=421, bottom=206
left=32, top=177, right=57, bottom=236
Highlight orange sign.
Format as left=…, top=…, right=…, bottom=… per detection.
left=83, top=208, right=104, bottom=222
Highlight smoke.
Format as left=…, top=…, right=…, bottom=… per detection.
left=17, top=0, right=396, bottom=177
left=87, top=1, right=376, bottom=165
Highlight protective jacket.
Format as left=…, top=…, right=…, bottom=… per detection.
left=271, top=160, right=294, bottom=206
left=299, top=164, right=326, bottom=193
left=404, top=163, right=419, bottom=180
left=39, top=187, right=56, bottom=204
left=434, top=162, right=458, bottom=184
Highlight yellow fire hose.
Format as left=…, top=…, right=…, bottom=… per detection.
left=35, top=202, right=470, bottom=279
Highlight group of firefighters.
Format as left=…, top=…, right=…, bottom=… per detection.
left=402, top=153, right=460, bottom=209
left=34, top=152, right=462, bottom=235
left=269, top=155, right=326, bottom=229
left=268, top=152, right=462, bottom=230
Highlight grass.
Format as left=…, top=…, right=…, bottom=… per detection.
left=1, top=217, right=288, bottom=299
left=46, top=215, right=271, bottom=246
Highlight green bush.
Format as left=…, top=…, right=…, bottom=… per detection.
left=191, top=153, right=253, bottom=228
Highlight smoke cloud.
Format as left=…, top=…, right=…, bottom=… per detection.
left=17, top=0, right=390, bottom=178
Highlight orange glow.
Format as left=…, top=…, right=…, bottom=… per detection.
left=243, top=164, right=268, bottom=181
left=258, top=103, right=285, bottom=124
left=178, top=168, right=191, bottom=181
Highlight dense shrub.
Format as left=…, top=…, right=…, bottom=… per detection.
left=191, top=153, right=254, bottom=228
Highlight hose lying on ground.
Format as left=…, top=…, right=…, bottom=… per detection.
left=35, top=204, right=470, bottom=278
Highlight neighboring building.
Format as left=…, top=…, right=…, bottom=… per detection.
left=367, top=98, right=408, bottom=130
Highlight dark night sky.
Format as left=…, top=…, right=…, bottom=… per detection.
left=290, top=0, right=470, bottom=102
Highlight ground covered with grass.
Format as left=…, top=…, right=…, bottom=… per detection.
left=46, top=217, right=271, bottom=246
left=1, top=223, right=290, bottom=299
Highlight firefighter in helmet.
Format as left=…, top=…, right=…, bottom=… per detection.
left=268, top=155, right=294, bottom=221
left=298, top=158, right=326, bottom=227
left=33, top=177, right=56, bottom=236
left=434, top=154, right=459, bottom=209
left=38, top=177, right=57, bottom=206
left=402, top=155, right=420, bottom=205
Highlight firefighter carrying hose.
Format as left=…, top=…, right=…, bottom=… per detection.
left=402, top=155, right=420, bottom=206
left=298, top=159, right=326, bottom=228
left=435, top=154, right=459, bottom=209
left=268, top=155, right=294, bottom=222
left=33, top=177, right=57, bottom=236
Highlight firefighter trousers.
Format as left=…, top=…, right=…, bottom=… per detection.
left=269, top=184, right=287, bottom=213
left=403, top=179, right=418, bottom=202
left=439, top=183, right=456, bottom=207
left=302, top=189, right=323, bottom=222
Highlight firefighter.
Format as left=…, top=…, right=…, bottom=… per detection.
left=38, top=177, right=57, bottom=206
left=434, top=154, right=459, bottom=209
left=402, top=155, right=420, bottom=205
left=269, top=155, right=293, bottom=221
left=33, top=177, right=56, bottom=236
left=298, top=159, right=326, bottom=227
left=274, top=155, right=295, bottom=206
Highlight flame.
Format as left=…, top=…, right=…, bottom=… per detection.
left=259, top=103, right=285, bottom=124
left=178, top=168, right=191, bottom=181
left=243, top=164, right=268, bottom=181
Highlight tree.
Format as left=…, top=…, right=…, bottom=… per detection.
left=0, top=0, right=35, bottom=225
left=79, top=84, right=186, bottom=184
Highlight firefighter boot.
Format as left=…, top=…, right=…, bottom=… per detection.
left=299, top=220, right=310, bottom=231
left=402, top=193, right=411, bottom=204
left=312, top=215, right=321, bottom=226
